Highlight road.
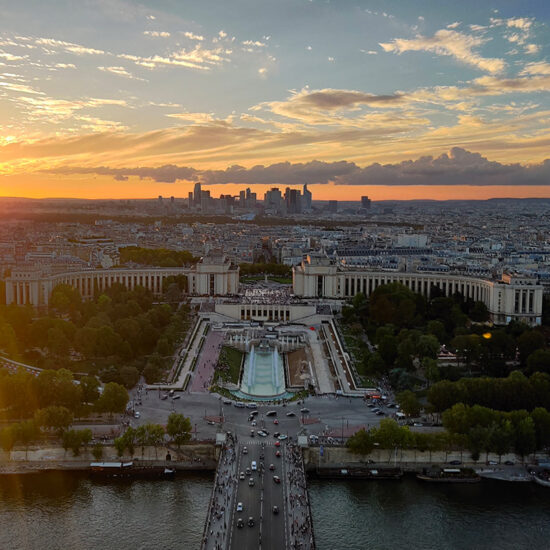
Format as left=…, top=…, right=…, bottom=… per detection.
left=127, top=389, right=412, bottom=444
left=228, top=441, right=287, bottom=550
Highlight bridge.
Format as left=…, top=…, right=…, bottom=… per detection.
left=201, top=436, right=315, bottom=550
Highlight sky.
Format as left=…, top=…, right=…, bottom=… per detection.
left=0, top=0, right=550, bottom=201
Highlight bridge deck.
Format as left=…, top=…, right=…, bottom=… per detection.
left=201, top=437, right=315, bottom=550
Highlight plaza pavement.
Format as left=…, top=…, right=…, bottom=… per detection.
left=190, top=330, right=225, bottom=392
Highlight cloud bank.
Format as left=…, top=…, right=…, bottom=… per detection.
left=45, top=148, right=550, bottom=186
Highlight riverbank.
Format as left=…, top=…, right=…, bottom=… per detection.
left=0, top=442, right=218, bottom=475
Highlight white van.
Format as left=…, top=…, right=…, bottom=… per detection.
left=251, top=460, right=257, bottom=471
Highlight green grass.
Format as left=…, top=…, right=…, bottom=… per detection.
left=216, top=346, right=243, bottom=384
left=268, top=276, right=293, bottom=284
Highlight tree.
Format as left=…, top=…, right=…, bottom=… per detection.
left=118, top=366, right=140, bottom=389
left=467, top=425, right=488, bottom=462
left=515, top=417, right=536, bottom=460
left=62, top=429, right=91, bottom=456
left=92, top=442, right=104, bottom=461
left=13, top=420, right=39, bottom=459
left=373, top=418, right=412, bottom=462
left=347, top=428, right=375, bottom=456
left=97, top=382, right=129, bottom=418
left=417, top=334, right=440, bottom=360
left=166, top=412, right=192, bottom=448
left=423, top=357, right=440, bottom=387
left=396, top=390, right=421, bottom=417
left=518, top=330, right=545, bottom=366
left=49, top=284, right=82, bottom=316
left=427, top=380, right=464, bottom=413
left=0, top=426, right=16, bottom=455
left=80, top=376, right=100, bottom=403
left=34, top=406, right=73, bottom=437
left=526, top=349, right=550, bottom=375
left=490, top=421, right=514, bottom=462
left=147, top=423, right=165, bottom=458
left=47, top=326, right=71, bottom=356
left=530, top=408, right=550, bottom=450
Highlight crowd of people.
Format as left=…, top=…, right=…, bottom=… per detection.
left=203, top=435, right=237, bottom=550
left=286, top=444, right=315, bottom=550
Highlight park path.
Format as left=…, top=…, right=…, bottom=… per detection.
left=190, top=330, right=224, bottom=392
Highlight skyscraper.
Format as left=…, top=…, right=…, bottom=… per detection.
left=194, top=182, right=202, bottom=206
left=361, top=196, right=371, bottom=209
left=303, top=184, right=312, bottom=211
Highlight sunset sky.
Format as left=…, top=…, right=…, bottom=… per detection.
left=1, top=0, right=549, bottom=200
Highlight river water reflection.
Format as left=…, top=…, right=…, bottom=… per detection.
left=308, top=476, right=550, bottom=550
left=1, top=472, right=550, bottom=550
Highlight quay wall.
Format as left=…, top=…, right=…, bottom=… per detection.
left=303, top=446, right=548, bottom=470
left=0, top=443, right=218, bottom=474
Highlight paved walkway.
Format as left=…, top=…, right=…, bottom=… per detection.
left=285, top=444, right=315, bottom=550
left=190, top=330, right=224, bottom=392
left=202, top=437, right=238, bottom=550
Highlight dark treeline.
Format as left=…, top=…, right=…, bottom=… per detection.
left=0, top=282, right=191, bottom=384
left=341, top=282, right=550, bottom=390
left=239, top=262, right=292, bottom=277
left=119, top=246, right=197, bottom=267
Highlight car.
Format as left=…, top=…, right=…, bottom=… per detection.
left=251, top=460, right=257, bottom=471
left=275, top=450, right=281, bottom=457
left=504, top=460, right=515, bottom=466
left=207, top=420, right=215, bottom=425
left=246, top=403, right=258, bottom=409
left=234, top=402, right=245, bottom=408
left=236, top=518, right=244, bottom=528
left=160, top=395, right=168, bottom=400
left=223, top=399, right=233, bottom=405
left=273, top=475, right=281, bottom=483
left=388, top=403, right=396, bottom=408
left=242, top=447, right=248, bottom=454
left=275, top=441, right=281, bottom=447
left=449, top=460, right=462, bottom=465
left=367, top=403, right=374, bottom=408
left=274, top=432, right=280, bottom=438
left=251, top=421, right=257, bottom=427
left=286, top=412, right=296, bottom=417
left=278, top=434, right=288, bottom=441
left=169, top=390, right=174, bottom=396
left=236, top=502, right=243, bottom=512
left=257, top=430, right=267, bottom=437
left=266, top=411, right=277, bottom=417
left=487, top=460, right=498, bottom=466
left=247, top=517, right=255, bottom=527
left=273, top=419, right=279, bottom=425
left=272, top=506, right=279, bottom=515
left=372, top=408, right=380, bottom=413
left=413, top=422, right=423, bottom=427
left=172, top=395, right=181, bottom=400
left=250, top=430, right=255, bottom=437
left=269, top=463, right=275, bottom=470
left=134, top=411, right=141, bottom=419
left=248, top=477, right=255, bottom=486
left=376, top=411, right=385, bottom=416
left=239, top=472, right=245, bottom=480
left=300, top=408, right=310, bottom=414
left=245, top=468, right=251, bottom=475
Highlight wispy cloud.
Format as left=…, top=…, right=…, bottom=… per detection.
left=143, top=31, right=171, bottom=38
left=98, top=65, right=145, bottom=80
left=380, top=28, right=505, bottom=74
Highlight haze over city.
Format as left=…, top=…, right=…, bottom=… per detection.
left=3, top=3, right=550, bottom=550
left=0, top=0, right=549, bottom=200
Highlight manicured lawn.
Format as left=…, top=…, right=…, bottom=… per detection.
left=217, top=346, right=244, bottom=384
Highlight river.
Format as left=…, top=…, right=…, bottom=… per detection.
left=1, top=472, right=549, bottom=550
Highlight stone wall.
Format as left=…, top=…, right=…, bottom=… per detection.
left=303, top=446, right=546, bottom=469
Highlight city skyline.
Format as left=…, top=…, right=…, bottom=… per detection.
left=1, top=0, right=550, bottom=200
